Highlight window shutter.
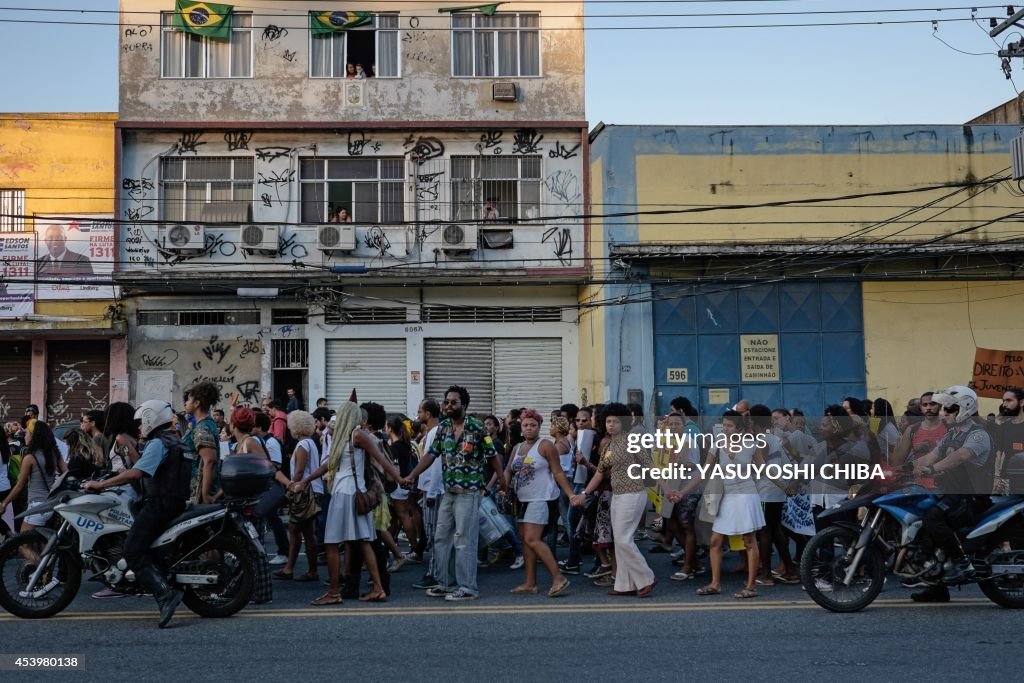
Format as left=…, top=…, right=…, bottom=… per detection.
left=424, top=339, right=494, bottom=415
left=493, top=338, right=563, bottom=418
left=325, top=339, right=407, bottom=413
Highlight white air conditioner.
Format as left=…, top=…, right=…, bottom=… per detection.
left=160, top=223, right=205, bottom=251
left=240, top=224, right=279, bottom=252
left=440, top=224, right=478, bottom=252
left=317, top=224, right=356, bottom=252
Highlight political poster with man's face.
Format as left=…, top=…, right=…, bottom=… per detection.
left=34, top=216, right=117, bottom=300
left=0, top=234, right=33, bottom=318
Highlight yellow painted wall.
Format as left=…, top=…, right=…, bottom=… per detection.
left=578, top=157, right=606, bottom=405
left=635, top=154, right=1011, bottom=245
left=0, top=113, right=117, bottom=318
left=864, top=281, right=1024, bottom=415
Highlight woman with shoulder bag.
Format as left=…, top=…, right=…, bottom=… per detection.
left=292, top=402, right=401, bottom=605
left=274, top=410, right=321, bottom=583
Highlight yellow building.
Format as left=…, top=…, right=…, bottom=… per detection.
left=586, top=124, right=1024, bottom=416
left=0, top=113, right=126, bottom=425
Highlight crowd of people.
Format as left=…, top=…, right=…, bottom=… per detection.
left=1, top=381, right=1020, bottom=615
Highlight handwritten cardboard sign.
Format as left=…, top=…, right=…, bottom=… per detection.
left=972, top=347, right=1024, bottom=398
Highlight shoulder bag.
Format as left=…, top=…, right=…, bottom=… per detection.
left=353, top=444, right=382, bottom=516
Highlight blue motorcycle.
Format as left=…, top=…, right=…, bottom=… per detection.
left=800, top=482, right=1024, bottom=612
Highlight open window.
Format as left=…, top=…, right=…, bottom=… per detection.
left=309, top=13, right=400, bottom=78
left=299, top=158, right=405, bottom=224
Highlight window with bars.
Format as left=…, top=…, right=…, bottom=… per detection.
left=0, top=190, right=25, bottom=232
left=160, top=157, right=254, bottom=223
left=300, top=158, right=405, bottom=224
left=137, top=310, right=261, bottom=326
left=450, top=156, right=541, bottom=222
left=161, top=12, right=253, bottom=78
left=452, top=12, right=540, bottom=77
left=310, top=13, right=400, bottom=78
left=273, top=339, right=309, bottom=369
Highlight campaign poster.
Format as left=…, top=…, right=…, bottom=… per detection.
left=0, top=234, right=34, bottom=317
left=34, top=215, right=117, bottom=300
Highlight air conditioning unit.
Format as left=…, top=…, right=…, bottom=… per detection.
left=492, top=82, right=517, bottom=102
left=240, top=224, right=280, bottom=252
left=441, top=224, right=478, bottom=252
left=161, top=223, right=205, bottom=251
left=317, top=224, right=356, bottom=252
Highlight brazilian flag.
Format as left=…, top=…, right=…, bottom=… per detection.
left=438, top=3, right=503, bottom=15
left=310, top=10, right=373, bottom=35
left=173, top=1, right=233, bottom=39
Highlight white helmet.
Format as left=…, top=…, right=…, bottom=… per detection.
left=931, top=385, right=978, bottom=425
left=135, top=400, right=175, bottom=438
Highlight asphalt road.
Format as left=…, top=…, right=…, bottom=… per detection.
left=4, top=542, right=1023, bottom=681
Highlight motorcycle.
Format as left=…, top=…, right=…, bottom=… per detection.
left=0, top=472, right=267, bottom=620
left=800, top=478, right=1024, bottom=612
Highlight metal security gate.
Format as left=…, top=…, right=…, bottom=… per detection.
left=424, top=338, right=563, bottom=418
left=653, top=282, right=865, bottom=416
left=424, top=339, right=494, bottom=415
left=325, top=339, right=407, bottom=413
left=0, top=342, right=32, bottom=421
left=46, top=340, right=110, bottom=425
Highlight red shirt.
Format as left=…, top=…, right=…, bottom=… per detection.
left=270, top=414, right=287, bottom=442
left=912, top=421, right=948, bottom=489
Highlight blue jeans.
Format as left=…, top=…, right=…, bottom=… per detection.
left=434, top=489, right=482, bottom=595
left=567, top=483, right=586, bottom=566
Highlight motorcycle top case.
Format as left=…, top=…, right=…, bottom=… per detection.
left=220, top=455, right=274, bottom=498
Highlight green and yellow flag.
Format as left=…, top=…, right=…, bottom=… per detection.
left=438, top=3, right=503, bottom=15
left=173, top=1, right=233, bottom=39
left=310, top=10, right=373, bottom=35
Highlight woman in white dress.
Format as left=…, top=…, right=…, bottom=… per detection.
left=675, top=411, right=769, bottom=599
left=293, top=402, right=401, bottom=605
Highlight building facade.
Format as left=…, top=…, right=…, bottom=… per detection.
left=0, top=113, right=126, bottom=425
left=117, top=1, right=587, bottom=416
left=586, top=124, right=1024, bottom=416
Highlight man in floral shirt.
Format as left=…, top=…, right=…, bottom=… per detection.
left=402, top=385, right=505, bottom=601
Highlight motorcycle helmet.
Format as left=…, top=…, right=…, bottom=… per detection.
left=135, top=400, right=175, bottom=438
left=931, top=385, right=978, bottom=425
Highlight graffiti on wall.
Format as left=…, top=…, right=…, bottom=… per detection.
left=134, top=336, right=264, bottom=408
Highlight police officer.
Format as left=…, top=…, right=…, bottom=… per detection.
left=84, top=400, right=191, bottom=627
left=912, top=385, right=994, bottom=603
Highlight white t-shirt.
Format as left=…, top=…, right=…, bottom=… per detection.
left=418, top=425, right=443, bottom=498
left=57, top=439, right=69, bottom=464
left=264, top=435, right=283, bottom=465
left=297, top=437, right=323, bottom=495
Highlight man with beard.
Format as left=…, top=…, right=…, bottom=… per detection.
left=994, top=388, right=1024, bottom=494
left=401, top=386, right=505, bottom=601
left=892, top=391, right=948, bottom=488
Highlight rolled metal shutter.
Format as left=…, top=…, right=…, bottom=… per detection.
left=46, top=340, right=110, bottom=425
left=325, top=339, right=407, bottom=414
left=0, top=342, right=33, bottom=422
left=424, top=339, right=494, bottom=415
left=494, top=338, right=563, bottom=418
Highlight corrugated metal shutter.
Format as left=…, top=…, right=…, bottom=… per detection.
left=46, top=340, right=110, bottom=425
left=494, top=338, right=563, bottom=418
left=325, top=339, right=407, bottom=414
left=0, top=342, right=33, bottom=422
left=424, top=339, right=494, bottom=415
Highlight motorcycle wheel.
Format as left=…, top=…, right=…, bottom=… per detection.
left=800, top=525, right=885, bottom=613
left=979, top=535, right=1024, bottom=609
left=0, top=531, right=81, bottom=619
left=179, top=534, right=254, bottom=618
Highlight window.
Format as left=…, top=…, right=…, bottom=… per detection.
left=160, top=157, right=254, bottom=222
left=310, top=14, right=400, bottom=78
left=450, top=156, right=540, bottom=222
left=300, top=158, right=405, bottom=224
left=161, top=12, right=253, bottom=78
left=452, top=12, right=539, bottom=77
left=0, top=189, right=25, bottom=232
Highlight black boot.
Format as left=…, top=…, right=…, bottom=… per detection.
left=136, top=566, right=183, bottom=628
left=911, top=584, right=950, bottom=603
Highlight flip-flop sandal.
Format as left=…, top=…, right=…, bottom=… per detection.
left=755, top=578, right=775, bottom=586
left=733, top=588, right=758, bottom=599
left=310, top=593, right=343, bottom=606
left=272, top=570, right=294, bottom=580
left=696, top=585, right=721, bottom=596
left=776, top=575, right=801, bottom=585
left=359, top=592, right=387, bottom=602
left=671, top=571, right=693, bottom=582
left=638, top=578, right=658, bottom=598
left=511, top=585, right=539, bottom=594
left=294, top=572, right=319, bottom=582
left=548, top=579, right=571, bottom=598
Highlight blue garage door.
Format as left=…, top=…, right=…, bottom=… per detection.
left=653, top=282, right=865, bottom=417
